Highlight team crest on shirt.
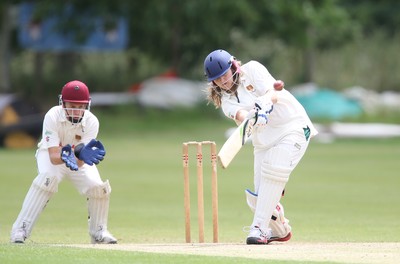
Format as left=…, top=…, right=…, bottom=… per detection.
left=75, top=135, right=82, bottom=140
left=44, top=130, right=51, bottom=142
left=246, top=85, right=254, bottom=92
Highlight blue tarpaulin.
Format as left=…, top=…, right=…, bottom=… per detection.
left=18, top=3, right=128, bottom=52
left=295, top=89, right=363, bottom=120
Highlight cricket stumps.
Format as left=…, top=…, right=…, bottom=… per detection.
left=182, top=141, right=218, bottom=243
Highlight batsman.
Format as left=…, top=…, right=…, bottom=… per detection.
left=10, top=80, right=117, bottom=244
left=204, top=49, right=318, bottom=244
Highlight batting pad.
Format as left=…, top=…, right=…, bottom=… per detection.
left=269, top=203, right=291, bottom=238
left=11, top=173, right=58, bottom=238
left=245, top=189, right=291, bottom=238
left=86, top=180, right=112, bottom=236
left=252, top=161, right=291, bottom=231
left=245, top=189, right=258, bottom=213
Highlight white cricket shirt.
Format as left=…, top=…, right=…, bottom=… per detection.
left=221, top=60, right=317, bottom=147
left=37, top=105, right=99, bottom=150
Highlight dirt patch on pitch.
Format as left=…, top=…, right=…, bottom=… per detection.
left=68, top=242, right=400, bottom=264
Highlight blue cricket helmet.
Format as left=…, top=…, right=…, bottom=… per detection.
left=204, top=49, right=234, bottom=82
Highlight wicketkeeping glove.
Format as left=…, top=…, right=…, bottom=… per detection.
left=61, top=144, right=79, bottom=171
left=74, top=139, right=106, bottom=166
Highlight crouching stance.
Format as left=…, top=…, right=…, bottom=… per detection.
left=10, top=80, right=117, bottom=244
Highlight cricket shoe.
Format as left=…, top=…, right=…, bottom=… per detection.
left=91, top=230, right=118, bottom=244
left=10, top=228, right=26, bottom=243
left=245, top=226, right=271, bottom=245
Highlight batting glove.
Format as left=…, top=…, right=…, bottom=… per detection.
left=61, top=144, right=79, bottom=171
left=253, top=99, right=274, bottom=127
left=245, top=108, right=258, bottom=125
left=75, top=139, right=106, bottom=166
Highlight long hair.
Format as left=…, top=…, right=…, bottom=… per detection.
left=205, top=60, right=242, bottom=109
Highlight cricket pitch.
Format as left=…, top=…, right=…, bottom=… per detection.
left=67, top=242, right=400, bottom=264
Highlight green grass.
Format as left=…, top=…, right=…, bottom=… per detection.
left=2, top=245, right=301, bottom=264
left=0, top=106, right=399, bottom=263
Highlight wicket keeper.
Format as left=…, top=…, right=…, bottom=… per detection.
left=10, top=80, right=117, bottom=244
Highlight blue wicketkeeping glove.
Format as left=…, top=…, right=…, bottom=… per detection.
left=61, top=144, right=79, bottom=171
left=74, top=139, right=106, bottom=166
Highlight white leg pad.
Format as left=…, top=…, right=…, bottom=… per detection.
left=245, top=189, right=291, bottom=238
left=252, top=162, right=291, bottom=231
left=245, top=189, right=257, bottom=213
left=11, top=173, right=58, bottom=241
left=86, top=180, right=112, bottom=236
left=269, top=203, right=292, bottom=238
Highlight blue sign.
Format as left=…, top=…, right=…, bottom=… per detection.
left=18, top=3, right=128, bottom=51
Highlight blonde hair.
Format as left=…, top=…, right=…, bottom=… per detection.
left=205, top=84, right=223, bottom=108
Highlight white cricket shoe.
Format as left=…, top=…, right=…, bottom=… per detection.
left=91, top=230, right=117, bottom=244
left=11, top=229, right=26, bottom=243
left=245, top=225, right=292, bottom=245
left=246, top=226, right=270, bottom=245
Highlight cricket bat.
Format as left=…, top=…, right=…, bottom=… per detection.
left=217, top=117, right=253, bottom=169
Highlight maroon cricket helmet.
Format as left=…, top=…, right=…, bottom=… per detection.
left=61, top=80, right=90, bottom=103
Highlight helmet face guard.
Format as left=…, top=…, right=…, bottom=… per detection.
left=204, top=49, right=234, bottom=82
left=61, top=104, right=86, bottom=124
left=59, top=80, right=91, bottom=123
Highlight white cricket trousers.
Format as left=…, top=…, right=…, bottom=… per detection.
left=251, top=130, right=311, bottom=230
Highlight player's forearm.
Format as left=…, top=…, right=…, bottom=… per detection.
left=48, top=146, right=65, bottom=165
left=48, top=146, right=84, bottom=167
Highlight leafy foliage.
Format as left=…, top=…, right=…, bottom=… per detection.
left=1, top=0, right=400, bottom=98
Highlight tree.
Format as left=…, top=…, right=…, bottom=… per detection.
left=247, top=0, right=357, bottom=82
left=338, top=0, right=400, bottom=37
left=1, top=0, right=396, bottom=95
left=125, top=0, right=358, bottom=82
left=0, top=2, right=13, bottom=92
